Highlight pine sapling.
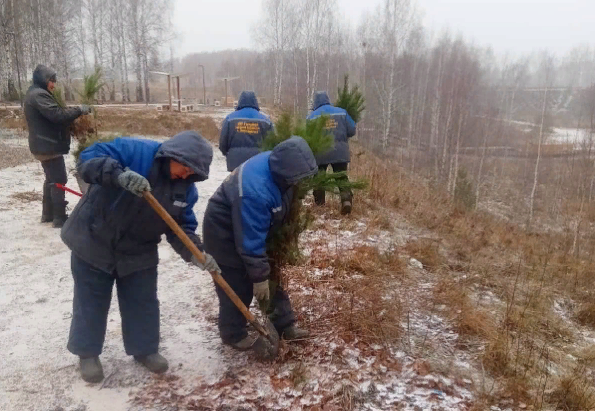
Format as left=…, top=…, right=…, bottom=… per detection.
left=335, top=74, right=365, bottom=123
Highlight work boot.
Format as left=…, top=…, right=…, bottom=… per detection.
left=282, top=325, right=310, bottom=340
left=52, top=214, right=68, bottom=228
left=340, top=192, right=353, bottom=215
left=79, top=356, right=104, bottom=383
left=52, top=199, right=68, bottom=228
left=41, top=183, right=53, bottom=223
left=227, top=335, right=256, bottom=351
left=313, top=189, right=326, bottom=206
left=134, top=353, right=169, bottom=374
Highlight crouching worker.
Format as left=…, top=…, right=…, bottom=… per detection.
left=203, top=136, right=316, bottom=353
left=60, top=131, right=220, bottom=383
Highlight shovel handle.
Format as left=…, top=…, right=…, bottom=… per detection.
left=142, top=191, right=268, bottom=336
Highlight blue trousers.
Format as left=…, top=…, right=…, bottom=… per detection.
left=67, top=253, right=160, bottom=357
left=215, top=264, right=295, bottom=344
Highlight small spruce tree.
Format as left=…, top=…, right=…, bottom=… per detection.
left=335, top=74, right=365, bottom=123
left=72, top=67, right=104, bottom=140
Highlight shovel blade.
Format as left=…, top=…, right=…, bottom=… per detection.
left=251, top=319, right=279, bottom=361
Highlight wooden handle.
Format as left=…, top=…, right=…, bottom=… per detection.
left=142, top=192, right=268, bottom=335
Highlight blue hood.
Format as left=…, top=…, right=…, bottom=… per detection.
left=269, top=136, right=318, bottom=187
left=156, top=131, right=213, bottom=182
left=237, top=91, right=260, bottom=111
left=32, top=64, right=57, bottom=90
left=312, top=92, right=331, bottom=111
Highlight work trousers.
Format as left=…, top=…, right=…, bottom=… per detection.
left=40, top=156, right=68, bottom=219
left=67, top=253, right=160, bottom=357
left=215, top=264, right=295, bottom=344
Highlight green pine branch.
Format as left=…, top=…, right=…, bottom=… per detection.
left=335, top=74, right=365, bottom=123
left=261, top=112, right=334, bottom=156
left=77, top=67, right=105, bottom=105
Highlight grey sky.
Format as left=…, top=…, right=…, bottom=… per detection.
left=173, top=0, right=593, bottom=58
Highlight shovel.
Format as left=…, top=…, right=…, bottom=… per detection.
left=142, top=191, right=280, bottom=360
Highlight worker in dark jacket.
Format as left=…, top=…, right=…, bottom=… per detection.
left=61, top=131, right=220, bottom=383
left=219, top=91, right=273, bottom=171
left=307, top=91, right=357, bottom=215
left=24, top=64, right=92, bottom=228
left=203, top=136, right=316, bottom=352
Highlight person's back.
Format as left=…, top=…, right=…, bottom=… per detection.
left=307, top=91, right=356, bottom=165
left=307, top=91, right=357, bottom=214
left=219, top=91, right=273, bottom=171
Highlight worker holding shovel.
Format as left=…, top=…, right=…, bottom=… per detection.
left=60, top=131, right=219, bottom=383
left=203, top=136, right=316, bottom=356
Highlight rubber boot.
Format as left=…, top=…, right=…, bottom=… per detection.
left=340, top=191, right=353, bottom=215
left=52, top=200, right=68, bottom=228
left=313, top=189, right=326, bottom=206
left=41, top=183, right=53, bottom=223
left=79, top=356, right=104, bottom=383
left=282, top=325, right=310, bottom=340
left=134, top=353, right=169, bottom=374
left=228, top=335, right=256, bottom=351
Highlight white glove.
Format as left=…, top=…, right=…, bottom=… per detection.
left=117, top=168, right=151, bottom=196
left=191, top=253, right=221, bottom=273
left=253, top=280, right=270, bottom=301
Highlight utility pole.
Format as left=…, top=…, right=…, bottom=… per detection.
left=138, top=52, right=149, bottom=106
left=167, top=74, right=172, bottom=111
left=7, top=32, right=22, bottom=107
left=198, top=64, right=206, bottom=105
left=176, top=76, right=181, bottom=112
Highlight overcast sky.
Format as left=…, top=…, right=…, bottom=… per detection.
left=173, top=0, right=593, bottom=58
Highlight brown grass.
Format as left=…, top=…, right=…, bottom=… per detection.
left=404, top=238, right=445, bottom=271
left=0, top=108, right=220, bottom=142
left=10, top=190, right=42, bottom=202
left=96, top=109, right=220, bottom=142
left=550, top=369, right=595, bottom=411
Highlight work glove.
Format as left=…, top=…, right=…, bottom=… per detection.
left=80, top=104, right=92, bottom=115
left=191, top=253, right=221, bottom=273
left=117, top=168, right=151, bottom=196
left=253, top=280, right=270, bottom=301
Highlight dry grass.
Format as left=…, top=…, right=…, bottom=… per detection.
left=96, top=109, right=220, bottom=141
left=550, top=368, right=595, bottom=411
left=1, top=108, right=220, bottom=142
left=344, top=142, right=595, bottom=407
left=10, top=190, right=42, bottom=202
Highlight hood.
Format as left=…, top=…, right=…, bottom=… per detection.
left=269, top=136, right=318, bottom=189
left=32, top=64, right=57, bottom=90
left=312, top=91, right=331, bottom=111
left=156, top=131, right=213, bottom=182
left=236, top=91, right=260, bottom=111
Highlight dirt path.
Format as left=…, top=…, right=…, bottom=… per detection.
left=0, top=143, right=236, bottom=411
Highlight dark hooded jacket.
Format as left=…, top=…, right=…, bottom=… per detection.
left=61, top=131, right=213, bottom=277
left=307, top=91, right=356, bottom=165
left=219, top=91, right=273, bottom=171
left=24, top=64, right=82, bottom=156
left=203, top=136, right=317, bottom=283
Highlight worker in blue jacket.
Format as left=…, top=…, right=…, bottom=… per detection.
left=219, top=91, right=273, bottom=171
left=203, top=136, right=317, bottom=352
left=61, top=131, right=220, bottom=383
left=307, top=91, right=357, bottom=214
